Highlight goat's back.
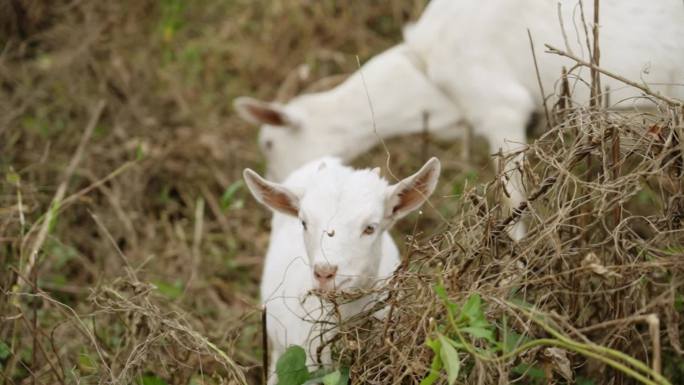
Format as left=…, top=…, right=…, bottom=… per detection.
left=405, top=0, right=684, bottom=104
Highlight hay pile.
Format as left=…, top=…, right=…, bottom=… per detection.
left=330, top=81, right=684, bottom=384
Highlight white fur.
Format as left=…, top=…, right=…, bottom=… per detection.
left=244, top=157, right=440, bottom=384
left=235, top=0, right=684, bottom=241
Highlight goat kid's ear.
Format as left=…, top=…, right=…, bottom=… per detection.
left=243, top=168, right=299, bottom=217
left=384, top=157, right=441, bottom=222
left=233, top=96, right=298, bottom=129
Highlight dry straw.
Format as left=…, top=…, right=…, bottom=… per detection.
left=314, top=8, right=684, bottom=379
left=317, top=63, right=684, bottom=384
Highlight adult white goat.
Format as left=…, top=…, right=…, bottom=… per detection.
left=235, top=0, right=684, bottom=240
left=243, top=156, right=440, bottom=384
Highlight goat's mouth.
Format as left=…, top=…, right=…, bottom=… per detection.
left=314, top=278, right=352, bottom=292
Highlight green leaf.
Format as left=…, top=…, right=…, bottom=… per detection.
left=5, top=169, right=20, bottom=185
left=152, top=280, right=184, bottom=299
left=420, top=338, right=443, bottom=385
left=460, top=294, right=482, bottom=323
left=140, top=374, right=169, bottom=385
left=426, top=337, right=440, bottom=353
left=78, top=352, right=97, bottom=373
left=0, top=341, right=10, bottom=360
left=443, top=337, right=464, bottom=350
left=451, top=170, right=478, bottom=197
left=276, top=345, right=310, bottom=385
left=468, top=318, right=492, bottom=329
left=302, top=377, right=323, bottom=385
left=337, top=367, right=349, bottom=385
left=220, top=180, right=244, bottom=210
left=322, top=370, right=340, bottom=385
left=433, top=283, right=448, bottom=301
left=461, top=326, right=495, bottom=342
left=437, top=334, right=460, bottom=385
left=135, top=143, right=145, bottom=161
left=675, top=293, right=684, bottom=312
left=47, top=201, right=61, bottom=233
left=306, top=368, right=328, bottom=379
left=502, top=329, right=528, bottom=354
left=513, top=363, right=546, bottom=382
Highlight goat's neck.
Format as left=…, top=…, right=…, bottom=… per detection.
left=304, top=44, right=461, bottom=159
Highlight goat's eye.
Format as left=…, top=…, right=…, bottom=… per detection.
left=301, top=220, right=307, bottom=230
left=363, top=224, right=377, bottom=236
left=261, top=139, right=273, bottom=151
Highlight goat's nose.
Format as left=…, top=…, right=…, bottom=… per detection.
left=313, top=264, right=338, bottom=284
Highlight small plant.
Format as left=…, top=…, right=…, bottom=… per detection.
left=275, top=346, right=349, bottom=385
left=0, top=340, right=11, bottom=369
left=422, top=281, right=672, bottom=385
left=139, top=374, right=169, bottom=385
left=451, top=170, right=478, bottom=198
left=220, top=180, right=245, bottom=211
left=421, top=289, right=497, bottom=385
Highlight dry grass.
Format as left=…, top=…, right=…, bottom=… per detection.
left=1, top=1, right=683, bottom=385
left=331, top=100, right=684, bottom=384
left=0, top=1, right=437, bottom=384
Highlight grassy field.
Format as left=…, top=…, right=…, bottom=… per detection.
left=1, top=1, right=683, bottom=385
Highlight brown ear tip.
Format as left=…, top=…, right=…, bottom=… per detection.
left=234, top=97, right=267, bottom=126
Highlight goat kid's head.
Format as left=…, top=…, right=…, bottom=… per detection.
left=243, top=158, right=441, bottom=291
left=234, top=96, right=344, bottom=182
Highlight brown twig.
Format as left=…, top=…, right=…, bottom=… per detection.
left=495, top=176, right=557, bottom=233
left=545, top=44, right=682, bottom=107
left=527, top=29, right=551, bottom=131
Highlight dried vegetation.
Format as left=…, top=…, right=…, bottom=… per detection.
left=332, top=91, right=684, bottom=385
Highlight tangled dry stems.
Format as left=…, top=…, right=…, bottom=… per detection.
left=322, top=99, right=684, bottom=384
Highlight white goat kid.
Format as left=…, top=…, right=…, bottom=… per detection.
left=235, top=0, right=684, bottom=240
left=243, top=157, right=440, bottom=384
